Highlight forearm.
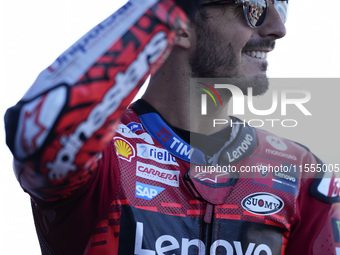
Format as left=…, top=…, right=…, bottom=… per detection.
left=5, top=0, right=188, bottom=201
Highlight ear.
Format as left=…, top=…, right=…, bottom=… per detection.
left=174, top=26, right=193, bottom=49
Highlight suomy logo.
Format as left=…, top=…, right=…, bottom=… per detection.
left=242, top=192, right=284, bottom=216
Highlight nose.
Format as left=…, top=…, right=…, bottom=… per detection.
left=258, top=1, right=287, bottom=39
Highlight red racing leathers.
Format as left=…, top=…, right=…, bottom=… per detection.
left=4, top=0, right=340, bottom=254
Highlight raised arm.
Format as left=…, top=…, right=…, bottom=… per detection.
left=4, top=0, right=198, bottom=201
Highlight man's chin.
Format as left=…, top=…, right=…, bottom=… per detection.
left=223, top=76, right=269, bottom=96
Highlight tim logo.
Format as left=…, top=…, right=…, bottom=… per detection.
left=156, top=127, right=172, bottom=143
left=198, top=82, right=222, bottom=115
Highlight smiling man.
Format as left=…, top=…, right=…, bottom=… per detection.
left=4, top=0, right=340, bottom=254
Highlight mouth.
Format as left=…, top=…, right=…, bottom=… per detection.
left=244, top=51, right=268, bottom=60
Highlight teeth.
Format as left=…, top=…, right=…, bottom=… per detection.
left=245, top=51, right=268, bottom=59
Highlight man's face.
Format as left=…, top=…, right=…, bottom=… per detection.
left=190, top=1, right=286, bottom=95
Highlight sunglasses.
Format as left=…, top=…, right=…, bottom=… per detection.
left=200, top=0, right=288, bottom=28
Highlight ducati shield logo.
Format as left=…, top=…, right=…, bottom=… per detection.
left=242, top=193, right=284, bottom=216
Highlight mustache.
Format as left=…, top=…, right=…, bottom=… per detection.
left=243, top=40, right=276, bottom=51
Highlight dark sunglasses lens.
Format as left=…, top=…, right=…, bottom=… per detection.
left=274, top=0, right=288, bottom=24
left=246, top=0, right=268, bottom=27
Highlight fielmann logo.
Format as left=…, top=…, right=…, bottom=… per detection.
left=198, top=83, right=312, bottom=128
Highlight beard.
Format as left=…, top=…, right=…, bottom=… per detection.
left=189, top=21, right=270, bottom=97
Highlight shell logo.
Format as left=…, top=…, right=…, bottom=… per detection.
left=114, top=137, right=135, bottom=162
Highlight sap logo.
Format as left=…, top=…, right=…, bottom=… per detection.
left=135, top=182, right=164, bottom=201
left=137, top=144, right=178, bottom=166
left=136, top=162, right=180, bottom=187
left=134, top=222, right=273, bottom=255
left=170, top=137, right=194, bottom=160
left=127, top=122, right=143, bottom=132
left=265, top=136, right=287, bottom=151
left=242, top=193, right=284, bottom=216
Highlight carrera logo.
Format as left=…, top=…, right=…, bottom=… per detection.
left=242, top=193, right=284, bottom=216
left=136, top=162, right=180, bottom=187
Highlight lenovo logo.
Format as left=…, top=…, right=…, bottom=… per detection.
left=134, top=222, right=273, bottom=255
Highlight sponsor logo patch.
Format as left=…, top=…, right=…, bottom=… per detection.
left=241, top=192, right=284, bottom=215
left=114, top=137, right=135, bottom=162
left=116, top=123, right=154, bottom=144
left=127, top=122, right=143, bottom=132
left=135, top=182, right=165, bottom=201
left=332, top=218, right=340, bottom=243
left=252, top=155, right=299, bottom=195
left=265, top=148, right=297, bottom=161
left=317, top=172, right=340, bottom=198
left=169, top=137, right=193, bottom=161
left=136, top=162, right=179, bottom=187
left=192, top=170, right=231, bottom=184
left=156, top=126, right=172, bottom=143
left=266, top=135, right=288, bottom=151
left=225, top=134, right=255, bottom=163
left=257, top=162, right=270, bottom=178
left=118, top=206, right=284, bottom=255
left=137, top=144, right=178, bottom=166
